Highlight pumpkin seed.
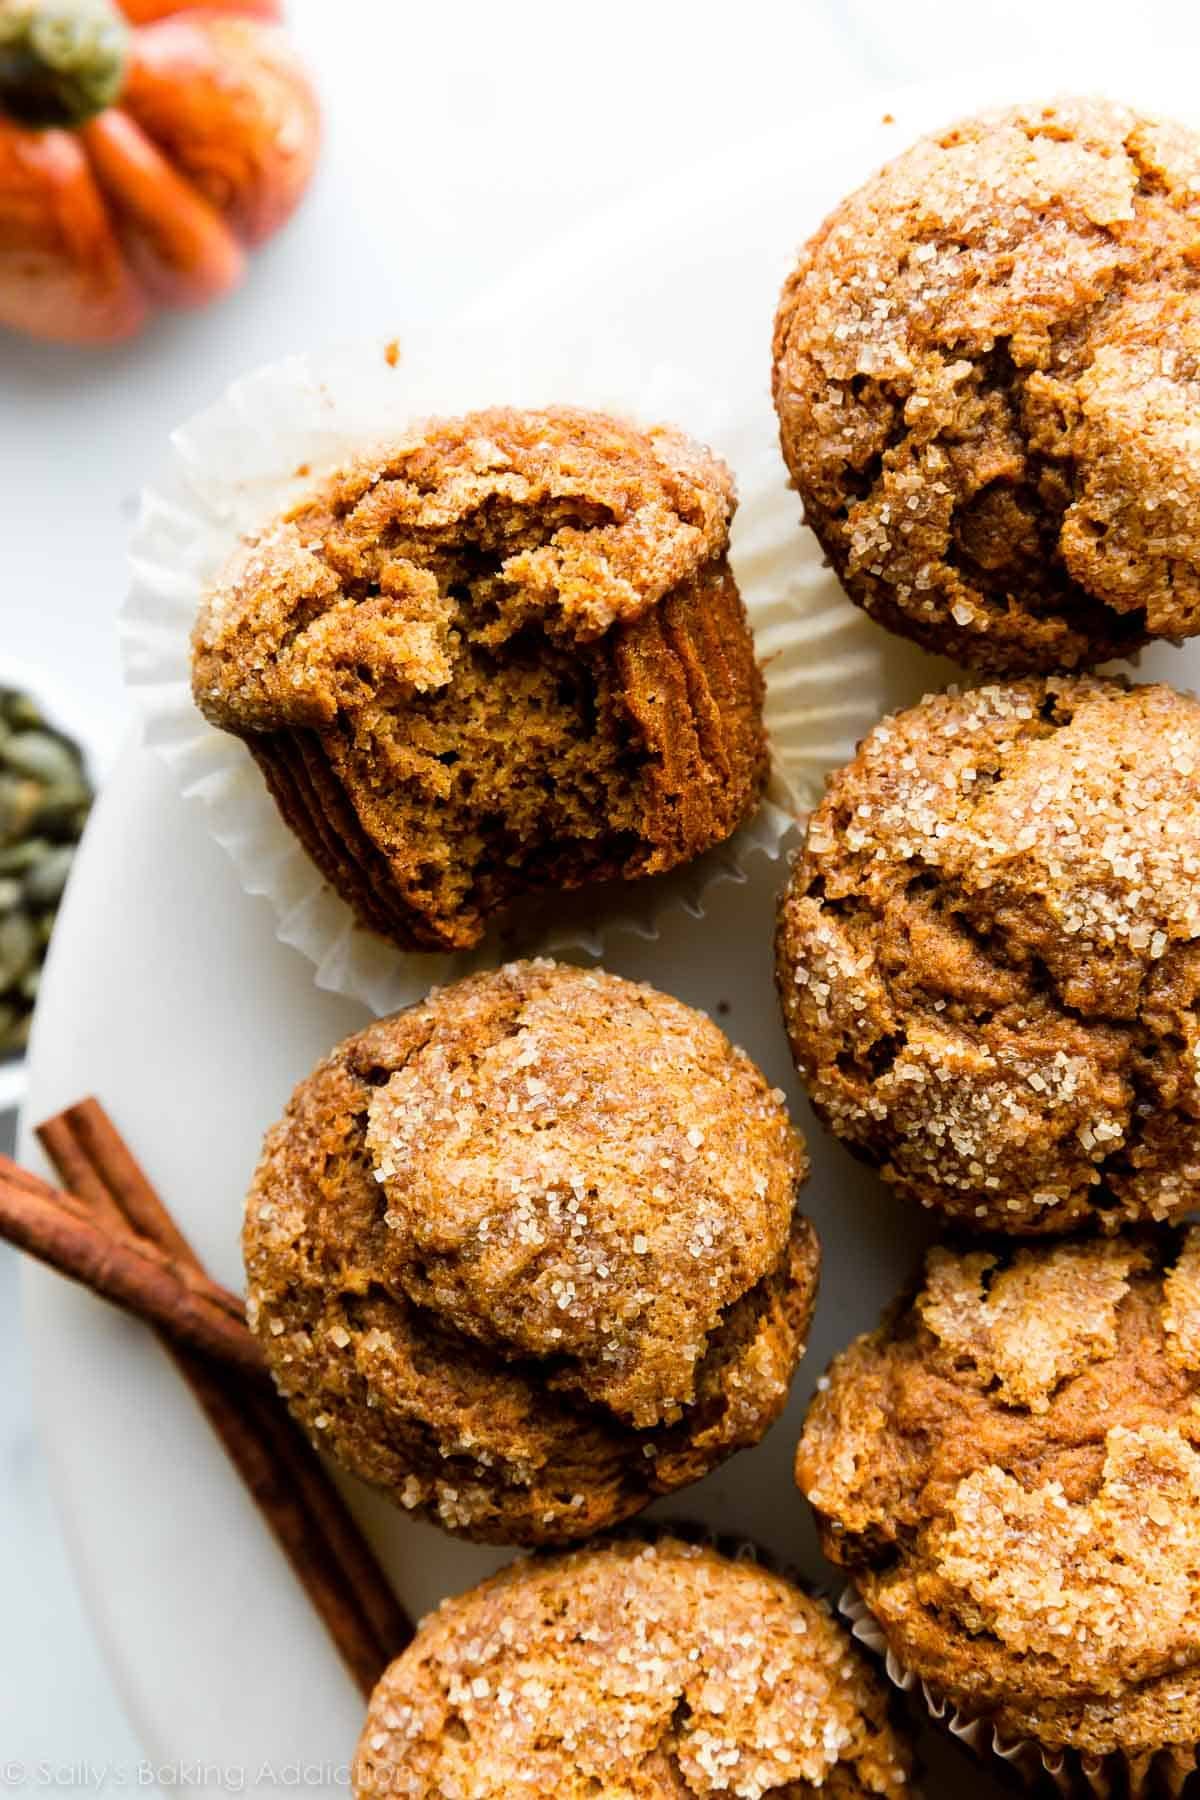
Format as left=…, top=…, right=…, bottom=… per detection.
left=0, top=687, right=92, bottom=1062
left=33, top=785, right=90, bottom=833
left=0, top=774, right=43, bottom=844
left=5, top=729, right=83, bottom=788
left=22, top=843, right=74, bottom=908
left=0, top=691, right=45, bottom=731
left=0, top=911, right=36, bottom=990
left=0, top=837, right=50, bottom=875
left=1, top=1011, right=30, bottom=1056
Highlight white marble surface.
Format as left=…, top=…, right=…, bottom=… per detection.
left=5, top=0, right=1200, bottom=1788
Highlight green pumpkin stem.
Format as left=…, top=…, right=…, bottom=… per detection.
left=0, top=0, right=129, bottom=129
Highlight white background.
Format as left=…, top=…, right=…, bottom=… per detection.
left=4, top=0, right=1200, bottom=1788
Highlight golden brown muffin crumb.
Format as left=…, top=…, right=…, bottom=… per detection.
left=244, top=960, right=817, bottom=1544
left=773, top=97, right=1200, bottom=672
left=193, top=407, right=767, bottom=951
left=918, top=1239, right=1142, bottom=1412
left=354, top=1537, right=913, bottom=1798
left=797, top=1229, right=1200, bottom=1763
left=775, top=676, right=1200, bottom=1233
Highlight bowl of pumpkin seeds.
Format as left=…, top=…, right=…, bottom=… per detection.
left=0, top=669, right=95, bottom=1114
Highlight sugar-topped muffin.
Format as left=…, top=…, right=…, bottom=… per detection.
left=797, top=1230, right=1200, bottom=1781
left=244, top=959, right=817, bottom=1544
left=354, top=1536, right=913, bottom=1799
left=193, top=406, right=767, bottom=951
left=776, top=676, right=1200, bottom=1234
left=773, top=97, right=1200, bottom=672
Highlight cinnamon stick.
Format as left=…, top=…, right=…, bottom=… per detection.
left=0, top=1158, right=266, bottom=1380
left=41, top=1102, right=196, bottom=1259
left=24, top=1099, right=412, bottom=1693
left=42, top=1100, right=414, bottom=1677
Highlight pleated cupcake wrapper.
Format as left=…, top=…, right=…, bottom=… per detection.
left=839, top=1585, right=1200, bottom=1799
left=120, top=327, right=890, bottom=1015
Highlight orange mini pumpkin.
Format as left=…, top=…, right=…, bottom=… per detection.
left=0, top=0, right=319, bottom=342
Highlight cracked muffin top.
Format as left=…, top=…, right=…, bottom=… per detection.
left=245, top=959, right=817, bottom=1544
left=773, top=97, right=1200, bottom=672
left=354, top=1536, right=913, bottom=1799
left=797, top=1229, right=1200, bottom=1762
left=775, top=675, right=1200, bottom=1234
left=192, top=405, right=767, bottom=951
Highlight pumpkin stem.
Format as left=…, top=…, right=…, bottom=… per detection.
left=0, top=0, right=128, bottom=128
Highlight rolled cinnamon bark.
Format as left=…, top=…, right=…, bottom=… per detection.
left=0, top=1098, right=414, bottom=1694
left=0, top=1156, right=264, bottom=1376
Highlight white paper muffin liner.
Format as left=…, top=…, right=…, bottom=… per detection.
left=121, top=327, right=889, bottom=1014
left=839, top=1585, right=1200, bottom=1798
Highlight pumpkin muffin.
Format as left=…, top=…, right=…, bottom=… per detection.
left=192, top=406, right=767, bottom=952
left=354, top=1535, right=913, bottom=1799
left=772, top=97, right=1200, bottom=673
left=244, top=959, right=817, bottom=1545
left=797, top=1229, right=1200, bottom=1788
left=775, top=676, right=1200, bottom=1235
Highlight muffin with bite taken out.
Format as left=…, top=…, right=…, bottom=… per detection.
left=193, top=406, right=768, bottom=951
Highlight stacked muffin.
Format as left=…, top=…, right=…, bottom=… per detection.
left=244, top=958, right=818, bottom=1546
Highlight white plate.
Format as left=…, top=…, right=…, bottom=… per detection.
left=21, top=69, right=1200, bottom=1800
